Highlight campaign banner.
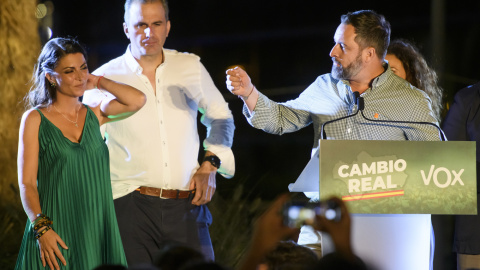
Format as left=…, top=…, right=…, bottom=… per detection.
left=318, top=140, right=477, bottom=214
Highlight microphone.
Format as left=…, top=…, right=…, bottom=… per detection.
left=320, top=91, right=362, bottom=140
left=320, top=93, right=446, bottom=141
left=357, top=93, right=364, bottom=111
left=356, top=96, right=446, bottom=141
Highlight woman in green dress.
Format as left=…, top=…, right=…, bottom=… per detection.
left=15, top=37, right=146, bottom=270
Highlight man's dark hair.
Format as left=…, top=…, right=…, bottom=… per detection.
left=341, top=10, right=391, bottom=59
left=124, top=0, right=169, bottom=24
left=262, top=241, right=318, bottom=270
left=153, top=243, right=205, bottom=270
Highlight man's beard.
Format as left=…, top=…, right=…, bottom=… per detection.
left=331, top=53, right=363, bottom=80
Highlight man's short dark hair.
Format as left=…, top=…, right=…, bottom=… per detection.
left=341, top=10, right=391, bottom=59
left=262, top=241, right=318, bottom=270
left=124, top=0, right=169, bottom=24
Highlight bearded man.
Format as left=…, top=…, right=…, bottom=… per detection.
left=226, top=9, right=439, bottom=270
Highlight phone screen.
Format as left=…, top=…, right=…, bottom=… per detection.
left=284, top=204, right=316, bottom=228
left=283, top=200, right=341, bottom=228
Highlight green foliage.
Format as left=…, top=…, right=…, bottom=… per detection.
left=209, top=184, right=267, bottom=268
left=0, top=199, right=26, bottom=269
left=0, top=0, right=40, bottom=266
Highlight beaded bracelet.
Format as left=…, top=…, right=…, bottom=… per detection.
left=33, top=219, right=53, bottom=231
left=32, top=213, right=52, bottom=227
left=31, top=213, right=46, bottom=224
left=34, top=226, right=52, bottom=239
left=32, top=213, right=53, bottom=239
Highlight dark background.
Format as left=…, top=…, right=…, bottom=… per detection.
left=30, top=1, right=480, bottom=268
left=36, top=0, right=480, bottom=200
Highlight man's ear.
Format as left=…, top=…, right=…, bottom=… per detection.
left=123, top=22, right=129, bottom=39
left=166, top=20, right=171, bottom=37
left=363, top=47, right=376, bottom=63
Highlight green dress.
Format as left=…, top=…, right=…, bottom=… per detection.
left=15, top=105, right=127, bottom=269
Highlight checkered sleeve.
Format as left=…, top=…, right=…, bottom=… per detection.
left=242, top=91, right=312, bottom=135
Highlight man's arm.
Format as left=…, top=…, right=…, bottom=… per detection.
left=189, top=62, right=235, bottom=205
left=442, top=89, right=470, bottom=141
left=236, top=194, right=300, bottom=270
left=198, top=62, right=235, bottom=178
left=226, top=66, right=312, bottom=135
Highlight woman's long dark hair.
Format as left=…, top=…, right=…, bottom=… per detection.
left=27, top=37, right=87, bottom=108
left=387, top=39, right=443, bottom=121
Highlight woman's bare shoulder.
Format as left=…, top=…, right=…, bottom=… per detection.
left=21, top=107, right=42, bottom=128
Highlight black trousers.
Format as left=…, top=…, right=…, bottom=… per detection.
left=113, top=191, right=214, bottom=266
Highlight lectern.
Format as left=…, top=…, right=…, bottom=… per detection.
left=290, top=140, right=477, bottom=270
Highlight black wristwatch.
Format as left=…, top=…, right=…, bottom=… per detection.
left=203, top=155, right=221, bottom=169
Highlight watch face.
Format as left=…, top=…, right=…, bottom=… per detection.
left=205, top=156, right=221, bottom=169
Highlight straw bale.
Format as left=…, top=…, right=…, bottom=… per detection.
left=0, top=0, right=40, bottom=204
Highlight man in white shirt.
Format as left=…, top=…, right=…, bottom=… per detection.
left=83, top=0, right=235, bottom=265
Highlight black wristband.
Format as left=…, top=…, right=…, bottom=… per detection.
left=203, top=155, right=221, bottom=169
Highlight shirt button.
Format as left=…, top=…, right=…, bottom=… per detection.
left=165, top=163, right=168, bottom=167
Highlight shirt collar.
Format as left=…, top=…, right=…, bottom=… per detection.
left=370, top=62, right=391, bottom=89
left=124, top=45, right=168, bottom=75
left=124, top=45, right=143, bottom=75
left=336, top=79, right=355, bottom=105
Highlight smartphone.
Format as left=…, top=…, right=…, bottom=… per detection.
left=283, top=199, right=341, bottom=228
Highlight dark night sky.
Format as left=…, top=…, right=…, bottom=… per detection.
left=40, top=0, right=480, bottom=199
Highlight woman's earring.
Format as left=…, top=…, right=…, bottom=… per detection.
left=50, top=81, right=56, bottom=88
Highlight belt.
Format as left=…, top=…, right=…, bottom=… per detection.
left=135, top=186, right=195, bottom=199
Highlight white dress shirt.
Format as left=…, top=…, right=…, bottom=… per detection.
left=84, top=46, right=235, bottom=199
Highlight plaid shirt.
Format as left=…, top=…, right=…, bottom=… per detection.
left=244, top=64, right=441, bottom=149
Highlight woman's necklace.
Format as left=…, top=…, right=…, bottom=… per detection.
left=53, top=103, right=80, bottom=127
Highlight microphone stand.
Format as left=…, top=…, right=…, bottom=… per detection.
left=357, top=96, right=446, bottom=141
left=320, top=92, right=446, bottom=141
left=320, top=92, right=361, bottom=140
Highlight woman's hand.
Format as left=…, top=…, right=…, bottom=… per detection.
left=37, top=229, right=68, bottom=270
left=86, top=73, right=100, bottom=90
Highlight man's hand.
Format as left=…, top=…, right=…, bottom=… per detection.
left=237, top=194, right=300, bottom=270
left=189, top=160, right=217, bottom=206
left=226, top=66, right=254, bottom=98
left=313, top=197, right=353, bottom=259
left=251, top=194, right=300, bottom=253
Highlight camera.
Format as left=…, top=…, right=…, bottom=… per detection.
left=282, top=199, right=341, bottom=228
